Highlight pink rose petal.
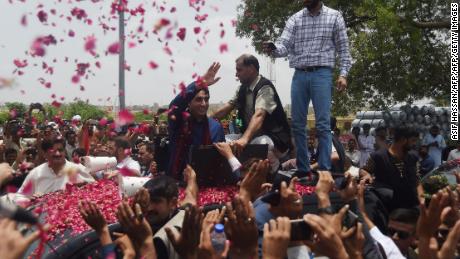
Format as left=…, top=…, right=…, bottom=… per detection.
left=148, top=61, right=158, bottom=69
left=14, top=59, right=28, bottom=68
left=21, top=14, right=27, bottom=26
left=219, top=43, right=228, bottom=53
left=107, top=42, right=120, bottom=54
left=118, top=109, right=134, bottom=126
left=176, top=27, right=186, bottom=41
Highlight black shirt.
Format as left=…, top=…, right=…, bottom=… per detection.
left=363, top=149, right=420, bottom=210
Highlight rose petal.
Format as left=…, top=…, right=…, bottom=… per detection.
left=107, top=42, right=120, bottom=54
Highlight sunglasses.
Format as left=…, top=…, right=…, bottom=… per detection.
left=388, top=227, right=411, bottom=239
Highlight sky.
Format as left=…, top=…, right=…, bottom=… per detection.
left=0, top=0, right=295, bottom=107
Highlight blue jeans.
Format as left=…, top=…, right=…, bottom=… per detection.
left=291, top=68, right=332, bottom=172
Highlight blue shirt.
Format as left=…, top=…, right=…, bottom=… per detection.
left=422, top=134, right=446, bottom=168
left=167, top=82, right=225, bottom=176
left=420, top=155, right=435, bottom=176
left=254, top=198, right=275, bottom=258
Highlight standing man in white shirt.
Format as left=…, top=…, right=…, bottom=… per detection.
left=262, top=0, right=352, bottom=178
left=358, top=124, right=375, bottom=167
left=107, top=137, right=141, bottom=176
left=18, top=137, right=94, bottom=196
left=358, top=123, right=375, bottom=167
left=448, top=142, right=460, bottom=161
left=422, top=125, right=446, bottom=167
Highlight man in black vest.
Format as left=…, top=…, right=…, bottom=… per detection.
left=212, top=54, right=291, bottom=172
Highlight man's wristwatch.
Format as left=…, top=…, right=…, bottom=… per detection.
left=317, top=206, right=335, bottom=215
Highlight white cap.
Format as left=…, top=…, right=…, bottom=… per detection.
left=47, top=121, right=59, bottom=129
left=72, top=115, right=82, bottom=121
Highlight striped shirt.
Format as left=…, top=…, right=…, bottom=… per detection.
left=273, top=4, right=352, bottom=77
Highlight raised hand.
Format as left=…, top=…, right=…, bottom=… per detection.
left=225, top=196, right=258, bottom=258
left=202, top=207, right=226, bottom=232
left=269, top=177, right=303, bottom=218
left=262, top=217, right=291, bottom=259
left=113, top=232, right=136, bottom=259
left=239, top=159, right=270, bottom=202
left=133, top=187, right=151, bottom=214
left=201, top=62, right=221, bottom=87
left=79, top=200, right=107, bottom=234
left=116, top=202, right=154, bottom=250
left=0, top=219, right=44, bottom=259
left=198, top=221, right=230, bottom=259
left=303, top=214, right=349, bottom=259
left=165, top=205, right=203, bottom=259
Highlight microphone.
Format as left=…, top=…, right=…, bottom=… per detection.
left=0, top=201, right=38, bottom=224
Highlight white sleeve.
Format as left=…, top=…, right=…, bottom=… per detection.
left=369, top=227, right=406, bottom=259
left=227, top=156, right=241, bottom=172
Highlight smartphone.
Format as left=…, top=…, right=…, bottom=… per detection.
left=290, top=219, right=313, bottom=241
left=342, top=210, right=359, bottom=229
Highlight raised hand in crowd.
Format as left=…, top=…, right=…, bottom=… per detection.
left=239, top=159, right=270, bottom=202
left=416, top=190, right=460, bottom=259
left=201, top=207, right=226, bottom=232
left=198, top=209, right=230, bottom=259
left=315, top=170, right=335, bottom=208
left=262, top=217, right=291, bottom=259
left=342, top=221, right=365, bottom=259
left=225, top=196, right=258, bottom=258
left=133, top=187, right=151, bottom=214
left=0, top=219, right=44, bottom=259
left=181, top=165, right=198, bottom=206
left=116, top=202, right=157, bottom=259
left=165, top=205, right=203, bottom=259
left=113, top=232, right=136, bottom=259
left=200, top=62, right=221, bottom=87
left=79, top=200, right=111, bottom=246
left=338, top=172, right=359, bottom=203
left=269, top=177, right=303, bottom=218
left=303, top=213, right=350, bottom=259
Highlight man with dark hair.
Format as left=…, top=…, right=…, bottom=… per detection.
left=107, top=137, right=141, bottom=176
left=213, top=54, right=292, bottom=173
left=263, top=0, right=351, bottom=178
left=167, top=63, right=225, bottom=178
left=360, top=127, right=424, bottom=211
left=17, top=137, right=94, bottom=196
left=388, top=208, right=419, bottom=258
left=65, top=130, right=78, bottom=160
left=138, top=166, right=198, bottom=259
left=375, top=126, right=389, bottom=150
left=137, top=142, right=156, bottom=177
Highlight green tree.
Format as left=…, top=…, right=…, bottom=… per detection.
left=43, top=101, right=106, bottom=121
left=5, top=102, right=27, bottom=118
left=63, top=101, right=106, bottom=121
left=236, top=0, right=451, bottom=115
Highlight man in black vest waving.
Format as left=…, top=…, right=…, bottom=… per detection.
left=213, top=54, right=291, bottom=172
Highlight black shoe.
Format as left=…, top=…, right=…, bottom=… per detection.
left=293, top=170, right=318, bottom=186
